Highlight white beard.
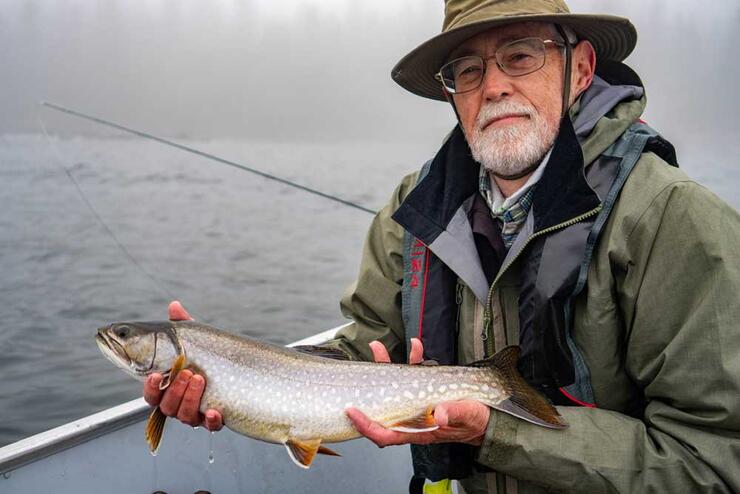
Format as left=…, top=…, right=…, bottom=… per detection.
left=467, top=100, right=559, bottom=178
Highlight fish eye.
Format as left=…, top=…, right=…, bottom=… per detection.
left=116, top=326, right=130, bottom=339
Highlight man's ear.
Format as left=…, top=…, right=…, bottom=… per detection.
left=570, top=40, right=596, bottom=101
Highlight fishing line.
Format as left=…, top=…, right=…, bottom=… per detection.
left=41, top=102, right=378, bottom=216
left=37, top=116, right=204, bottom=320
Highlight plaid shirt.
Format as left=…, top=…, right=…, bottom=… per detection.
left=478, top=150, right=551, bottom=249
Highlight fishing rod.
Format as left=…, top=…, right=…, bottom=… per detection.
left=40, top=101, right=378, bottom=216
left=36, top=116, right=208, bottom=319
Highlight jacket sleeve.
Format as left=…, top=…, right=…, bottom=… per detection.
left=476, top=178, right=740, bottom=492
left=320, top=172, right=419, bottom=364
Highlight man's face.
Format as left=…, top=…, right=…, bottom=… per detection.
left=450, top=22, right=566, bottom=179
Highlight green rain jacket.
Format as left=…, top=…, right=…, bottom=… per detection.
left=324, top=75, right=740, bottom=492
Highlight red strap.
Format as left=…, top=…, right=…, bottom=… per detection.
left=417, top=248, right=431, bottom=340
left=559, top=387, right=597, bottom=408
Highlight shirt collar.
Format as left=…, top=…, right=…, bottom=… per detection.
left=479, top=148, right=553, bottom=214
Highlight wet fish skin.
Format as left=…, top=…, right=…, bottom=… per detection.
left=96, top=320, right=566, bottom=467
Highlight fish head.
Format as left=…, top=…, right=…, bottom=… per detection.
left=96, top=321, right=180, bottom=380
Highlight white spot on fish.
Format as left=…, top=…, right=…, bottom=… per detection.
left=427, top=384, right=434, bottom=393
left=449, top=384, right=458, bottom=390
left=439, top=385, right=447, bottom=393
left=392, top=382, right=399, bottom=389
left=418, top=391, right=426, bottom=399
left=403, top=391, right=414, bottom=400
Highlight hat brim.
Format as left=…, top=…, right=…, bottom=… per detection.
left=391, top=14, right=637, bottom=101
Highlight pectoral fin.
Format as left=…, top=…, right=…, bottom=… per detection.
left=284, top=438, right=340, bottom=468
left=146, top=353, right=188, bottom=452
left=388, top=406, right=439, bottom=433
left=159, top=353, right=187, bottom=390
left=145, top=407, right=167, bottom=453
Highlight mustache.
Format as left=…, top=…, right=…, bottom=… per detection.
left=475, top=101, right=535, bottom=130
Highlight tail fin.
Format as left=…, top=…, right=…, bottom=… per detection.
left=468, top=346, right=567, bottom=430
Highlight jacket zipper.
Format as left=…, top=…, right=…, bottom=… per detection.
left=455, top=280, right=464, bottom=336
left=482, top=205, right=603, bottom=357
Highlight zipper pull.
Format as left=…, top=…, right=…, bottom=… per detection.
left=481, top=314, right=491, bottom=341
left=455, top=282, right=464, bottom=305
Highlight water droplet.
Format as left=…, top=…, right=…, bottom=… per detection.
left=150, top=449, right=158, bottom=457
left=208, top=431, right=215, bottom=464
left=193, top=426, right=200, bottom=430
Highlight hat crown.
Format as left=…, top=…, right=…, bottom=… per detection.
left=444, top=0, right=571, bottom=31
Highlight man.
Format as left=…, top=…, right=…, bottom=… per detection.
left=144, top=1, right=740, bottom=492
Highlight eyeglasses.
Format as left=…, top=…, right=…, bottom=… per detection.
left=435, top=38, right=566, bottom=95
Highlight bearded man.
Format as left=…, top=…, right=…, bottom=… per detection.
left=144, top=1, right=740, bottom=492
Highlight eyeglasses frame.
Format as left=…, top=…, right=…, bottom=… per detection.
left=435, top=38, right=568, bottom=95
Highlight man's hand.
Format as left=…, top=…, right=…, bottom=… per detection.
left=142, top=301, right=224, bottom=431
left=346, top=338, right=490, bottom=447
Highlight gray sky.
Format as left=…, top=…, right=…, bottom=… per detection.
left=1, top=0, right=739, bottom=146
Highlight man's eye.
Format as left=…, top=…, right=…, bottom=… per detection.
left=508, top=52, right=533, bottom=63
left=456, top=65, right=482, bottom=78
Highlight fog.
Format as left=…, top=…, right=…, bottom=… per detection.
left=1, top=0, right=739, bottom=148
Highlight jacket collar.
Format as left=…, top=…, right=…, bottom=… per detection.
left=392, top=114, right=600, bottom=245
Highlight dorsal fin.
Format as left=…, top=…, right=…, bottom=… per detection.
left=465, top=345, right=519, bottom=369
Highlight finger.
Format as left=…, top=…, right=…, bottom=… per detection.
left=346, top=408, right=431, bottom=447
left=204, top=409, right=224, bottom=431
left=369, top=341, right=392, bottom=363
left=144, top=373, right=164, bottom=406
left=434, top=401, right=489, bottom=432
left=158, top=369, right=192, bottom=416
left=346, top=408, right=394, bottom=447
left=409, top=338, right=424, bottom=364
left=176, top=374, right=205, bottom=426
left=168, top=300, right=193, bottom=321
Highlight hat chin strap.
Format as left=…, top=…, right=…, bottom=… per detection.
left=555, top=24, right=573, bottom=119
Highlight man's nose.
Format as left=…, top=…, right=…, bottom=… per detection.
left=480, top=59, right=514, bottom=101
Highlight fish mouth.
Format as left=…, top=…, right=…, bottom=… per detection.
left=96, top=329, right=132, bottom=367
left=96, top=325, right=158, bottom=377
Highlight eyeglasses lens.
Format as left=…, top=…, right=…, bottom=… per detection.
left=439, top=38, right=547, bottom=94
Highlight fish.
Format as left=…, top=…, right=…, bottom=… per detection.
left=95, top=320, right=566, bottom=468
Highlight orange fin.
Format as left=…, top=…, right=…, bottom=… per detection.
left=145, top=406, right=167, bottom=453
left=146, top=353, right=187, bottom=452
left=388, top=406, right=439, bottom=433
left=318, top=445, right=341, bottom=457
left=159, top=353, right=187, bottom=390
left=285, top=438, right=333, bottom=469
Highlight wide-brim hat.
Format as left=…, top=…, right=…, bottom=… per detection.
left=392, top=0, right=637, bottom=101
